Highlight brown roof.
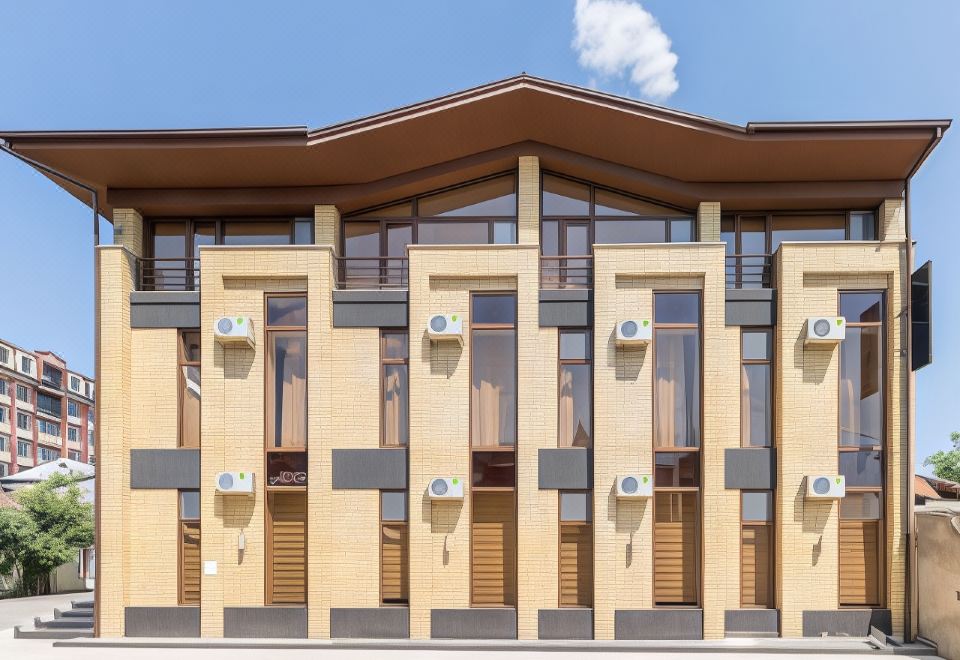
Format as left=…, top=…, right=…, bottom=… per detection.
left=0, top=74, right=950, bottom=218
left=915, top=475, right=941, bottom=500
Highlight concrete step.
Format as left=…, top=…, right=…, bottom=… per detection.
left=15, top=624, right=93, bottom=640
left=35, top=616, right=93, bottom=629
left=55, top=607, right=95, bottom=619
left=71, top=599, right=94, bottom=609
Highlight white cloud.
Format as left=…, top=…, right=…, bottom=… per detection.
left=572, top=0, right=679, bottom=101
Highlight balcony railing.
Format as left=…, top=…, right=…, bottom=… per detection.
left=334, top=257, right=408, bottom=289
left=138, top=258, right=200, bottom=291
left=540, top=255, right=593, bottom=289
left=725, top=254, right=772, bottom=289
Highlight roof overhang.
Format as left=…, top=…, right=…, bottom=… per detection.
left=0, top=75, right=950, bottom=217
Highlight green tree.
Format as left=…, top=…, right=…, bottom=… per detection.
left=924, top=431, right=960, bottom=484
left=0, top=474, right=94, bottom=597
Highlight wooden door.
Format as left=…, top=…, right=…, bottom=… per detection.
left=741, top=524, right=772, bottom=608
left=840, top=520, right=881, bottom=606
left=267, top=492, right=307, bottom=604
left=654, top=492, right=699, bottom=605
left=180, top=521, right=200, bottom=605
left=472, top=492, right=516, bottom=606
left=559, top=523, right=593, bottom=607
left=381, top=524, right=408, bottom=603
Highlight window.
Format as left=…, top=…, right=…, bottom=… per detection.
left=36, top=393, right=61, bottom=417
left=559, top=330, right=592, bottom=448
left=0, top=347, right=8, bottom=364
left=179, top=331, right=201, bottom=449
left=37, top=446, right=59, bottom=463
left=68, top=450, right=81, bottom=461
left=380, top=491, right=408, bottom=604
left=179, top=490, right=201, bottom=605
left=0, top=463, right=7, bottom=477
left=70, top=375, right=81, bottom=392
left=17, top=440, right=30, bottom=458
left=0, top=408, right=6, bottom=424
left=0, top=380, right=7, bottom=396
left=38, top=419, right=60, bottom=437
left=17, top=413, right=31, bottom=431
left=741, top=329, right=773, bottom=447
left=20, top=356, right=33, bottom=374
left=653, top=292, right=701, bottom=606
left=88, top=430, right=94, bottom=446
left=42, top=364, right=63, bottom=389
left=0, top=434, right=7, bottom=452
left=68, top=401, right=80, bottom=418
left=839, top=291, right=885, bottom=607
left=85, top=383, right=94, bottom=399
left=471, top=294, right=517, bottom=447
left=381, top=332, right=408, bottom=447
left=266, top=296, right=307, bottom=449
left=88, top=409, right=94, bottom=423
left=16, top=385, right=29, bottom=404
left=67, top=427, right=79, bottom=442
left=741, top=491, right=774, bottom=608
left=559, top=492, right=593, bottom=607
left=266, top=492, right=307, bottom=604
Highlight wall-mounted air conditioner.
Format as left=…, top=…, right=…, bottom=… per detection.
left=214, top=316, right=255, bottom=348
left=216, top=471, right=255, bottom=495
left=805, top=475, right=845, bottom=499
left=428, top=477, right=464, bottom=500
left=615, top=319, right=652, bottom=346
left=427, top=314, right=463, bottom=343
left=804, top=317, right=846, bottom=345
left=616, top=474, right=653, bottom=499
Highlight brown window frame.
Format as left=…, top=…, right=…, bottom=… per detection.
left=838, top=290, right=886, bottom=608
left=264, top=293, right=308, bottom=459
left=739, top=490, right=775, bottom=609
left=558, top=490, right=593, bottom=608
left=178, top=330, right=201, bottom=449
left=721, top=210, right=879, bottom=253
left=652, top=291, right=702, bottom=608
left=178, top=489, right=200, bottom=606
left=265, top=491, right=308, bottom=605
left=740, top=328, right=774, bottom=448
left=380, top=331, right=409, bottom=448
left=558, top=329, right=593, bottom=448
left=379, top=490, right=409, bottom=606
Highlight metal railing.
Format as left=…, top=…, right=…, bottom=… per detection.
left=540, top=255, right=593, bottom=289
left=334, top=256, right=409, bottom=289
left=138, top=258, right=201, bottom=291
left=725, top=254, right=772, bottom=289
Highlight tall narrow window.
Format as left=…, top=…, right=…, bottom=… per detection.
left=653, top=292, right=701, bottom=606
left=266, top=295, right=307, bottom=449
left=559, top=330, right=592, bottom=448
left=380, top=491, right=409, bottom=604
left=559, top=491, right=593, bottom=607
left=381, top=332, right=409, bottom=447
left=740, top=491, right=774, bottom=608
left=839, top=291, right=885, bottom=607
left=179, top=490, right=200, bottom=605
left=179, top=331, right=201, bottom=448
left=471, top=293, right=517, bottom=607
left=741, top=329, right=773, bottom=447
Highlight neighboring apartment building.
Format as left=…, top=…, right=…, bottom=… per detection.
left=0, top=76, right=947, bottom=642
left=0, top=339, right=95, bottom=477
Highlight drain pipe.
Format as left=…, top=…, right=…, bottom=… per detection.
left=0, top=139, right=102, bottom=637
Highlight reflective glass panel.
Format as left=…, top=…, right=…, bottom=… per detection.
left=419, top=176, right=515, bottom=217
left=542, top=175, right=589, bottom=216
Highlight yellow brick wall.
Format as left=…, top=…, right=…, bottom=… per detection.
left=112, top=208, right=144, bottom=258
left=697, top=202, right=721, bottom=242
left=315, top=204, right=341, bottom=248
left=518, top=156, right=540, bottom=245
left=879, top=198, right=906, bottom=242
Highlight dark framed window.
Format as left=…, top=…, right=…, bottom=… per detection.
left=559, top=330, right=592, bottom=448
left=381, top=332, right=409, bottom=447
left=265, top=295, right=307, bottom=450
left=471, top=294, right=517, bottom=448
left=179, top=331, right=201, bottom=449
left=740, top=491, right=774, bottom=608
left=179, top=490, right=200, bottom=605
left=741, top=329, right=773, bottom=447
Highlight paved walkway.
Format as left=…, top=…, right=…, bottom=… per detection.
left=0, top=592, right=89, bottom=632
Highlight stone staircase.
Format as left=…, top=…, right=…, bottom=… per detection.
left=14, top=598, right=94, bottom=639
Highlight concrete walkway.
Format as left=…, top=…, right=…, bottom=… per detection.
left=0, top=592, right=90, bottom=632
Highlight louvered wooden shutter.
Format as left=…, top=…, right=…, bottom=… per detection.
left=180, top=521, right=200, bottom=605
left=559, top=523, right=593, bottom=607
left=840, top=520, right=880, bottom=606
left=654, top=492, right=698, bottom=605
left=381, top=524, right=408, bottom=603
left=268, top=493, right=307, bottom=604
left=471, top=492, right=516, bottom=606
left=741, top=524, right=772, bottom=608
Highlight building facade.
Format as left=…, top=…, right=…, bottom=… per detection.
left=0, top=339, right=95, bottom=476
left=0, top=77, right=947, bottom=641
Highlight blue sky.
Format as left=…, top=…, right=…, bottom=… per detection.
left=0, top=1, right=957, bottom=470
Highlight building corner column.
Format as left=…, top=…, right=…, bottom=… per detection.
left=314, top=205, right=341, bottom=250
left=879, top=198, right=906, bottom=242
left=518, top=156, right=540, bottom=245
left=697, top=202, right=721, bottom=242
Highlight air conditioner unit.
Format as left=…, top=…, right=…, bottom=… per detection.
left=214, top=316, right=255, bottom=348
left=616, top=319, right=652, bottom=346
left=427, top=314, right=463, bottom=343
left=428, top=477, right=464, bottom=500
left=805, top=475, right=845, bottom=499
left=616, top=474, right=653, bottom=499
left=216, top=471, right=255, bottom=495
left=804, top=316, right=846, bottom=344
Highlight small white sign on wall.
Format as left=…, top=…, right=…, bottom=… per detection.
left=203, top=560, right=218, bottom=576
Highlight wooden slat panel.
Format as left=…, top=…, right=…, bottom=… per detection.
left=741, top=524, right=772, bottom=608
left=381, top=524, right=408, bottom=603
left=560, top=523, right=593, bottom=607
left=472, top=492, right=516, bottom=606
left=180, top=521, right=200, bottom=605
left=268, top=493, right=306, bottom=605
left=840, top=520, right=880, bottom=606
left=654, top=492, right=698, bottom=605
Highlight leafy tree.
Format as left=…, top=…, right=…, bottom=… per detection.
left=0, top=474, right=94, bottom=596
left=924, top=431, right=960, bottom=484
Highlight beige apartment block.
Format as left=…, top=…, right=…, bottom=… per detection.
left=2, top=76, right=947, bottom=644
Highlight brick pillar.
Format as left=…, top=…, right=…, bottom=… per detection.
left=879, top=198, right=906, bottom=242
left=518, top=156, right=540, bottom=245
left=112, top=208, right=145, bottom=258
left=314, top=205, right=341, bottom=249
left=697, top=202, right=721, bottom=242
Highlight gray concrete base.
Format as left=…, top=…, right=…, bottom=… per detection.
left=615, top=609, right=703, bottom=640
left=538, top=608, right=593, bottom=640
left=330, top=607, right=409, bottom=639
left=725, top=609, right=780, bottom=637
left=124, top=607, right=200, bottom=637
left=223, top=607, right=307, bottom=638
left=431, top=608, right=517, bottom=639
left=803, top=609, right=892, bottom=637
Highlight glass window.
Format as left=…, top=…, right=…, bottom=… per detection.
left=594, top=219, right=666, bottom=244
left=742, top=364, right=772, bottom=448
left=343, top=222, right=381, bottom=257
left=382, top=332, right=409, bottom=448
left=840, top=326, right=884, bottom=447
left=771, top=214, right=846, bottom=249
left=16, top=384, right=29, bottom=402
left=471, top=330, right=517, bottom=447
left=840, top=292, right=884, bottom=324
left=293, top=218, right=314, bottom=245
left=222, top=221, right=291, bottom=245
left=17, top=440, right=30, bottom=457
left=560, top=492, right=592, bottom=522
left=68, top=401, right=80, bottom=417
left=542, top=175, right=590, bottom=216
left=179, top=331, right=201, bottom=449
left=742, top=330, right=772, bottom=361
left=266, top=332, right=307, bottom=448
left=472, top=294, right=517, bottom=325
left=541, top=220, right=559, bottom=256
left=152, top=222, right=187, bottom=259
left=560, top=330, right=591, bottom=360
left=351, top=202, right=413, bottom=219
left=655, top=292, right=700, bottom=325
left=655, top=327, right=701, bottom=448
left=670, top=219, right=694, bottom=242
left=472, top=451, right=516, bottom=488
left=559, top=364, right=591, bottom=448
left=382, top=332, right=408, bottom=360
left=493, top=221, right=517, bottom=244
left=849, top=212, right=877, bottom=241
left=654, top=452, right=701, bottom=487
left=419, top=176, right=515, bottom=217
left=840, top=492, right=882, bottom=520
left=594, top=189, right=686, bottom=217
left=180, top=491, right=200, bottom=520
left=266, top=451, right=307, bottom=487
left=741, top=491, right=773, bottom=521
left=840, top=450, right=883, bottom=488
left=417, top=221, right=490, bottom=245
left=381, top=491, right=408, bottom=521
left=267, top=296, right=307, bottom=326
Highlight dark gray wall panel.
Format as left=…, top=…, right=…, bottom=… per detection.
left=330, top=607, right=409, bottom=639
left=431, top=609, right=517, bottom=639
left=130, top=449, right=200, bottom=489
left=130, top=291, right=201, bottom=329
left=332, top=449, right=407, bottom=489
left=615, top=609, right=703, bottom=640
left=538, top=448, right=593, bottom=489
left=724, top=448, right=777, bottom=489
left=724, top=609, right=779, bottom=637
left=223, top=607, right=307, bottom=638
left=333, top=290, right=408, bottom=328
left=124, top=607, right=200, bottom=637
left=539, top=302, right=592, bottom=327
left=802, top=609, right=891, bottom=637
left=725, top=289, right=776, bottom=326
left=538, top=609, right=593, bottom=640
